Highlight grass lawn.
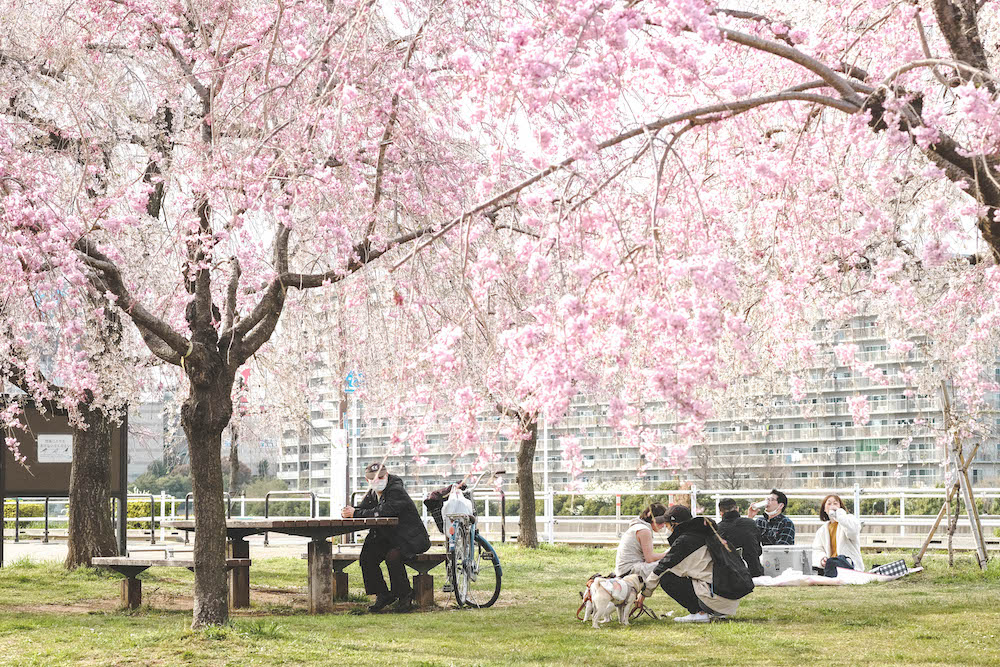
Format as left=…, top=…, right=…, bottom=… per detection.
left=0, top=545, right=998, bottom=666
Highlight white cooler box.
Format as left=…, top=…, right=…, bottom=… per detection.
left=760, top=545, right=813, bottom=576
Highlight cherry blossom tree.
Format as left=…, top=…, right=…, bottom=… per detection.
left=2, top=0, right=491, bottom=626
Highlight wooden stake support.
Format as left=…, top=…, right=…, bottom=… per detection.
left=915, top=386, right=989, bottom=569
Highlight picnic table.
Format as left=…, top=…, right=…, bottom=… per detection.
left=162, top=517, right=397, bottom=613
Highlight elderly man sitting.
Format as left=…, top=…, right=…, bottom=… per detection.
left=342, top=463, right=430, bottom=612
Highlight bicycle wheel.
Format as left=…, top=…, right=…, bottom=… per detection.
left=461, top=533, right=502, bottom=608
left=450, top=523, right=472, bottom=607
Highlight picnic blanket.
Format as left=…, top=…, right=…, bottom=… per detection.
left=753, top=565, right=922, bottom=587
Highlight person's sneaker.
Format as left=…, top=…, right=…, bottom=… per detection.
left=674, top=612, right=712, bottom=623
left=442, top=582, right=453, bottom=593
left=368, top=593, right=397, bottom=613
left=394, top=592, right=415, bottom=613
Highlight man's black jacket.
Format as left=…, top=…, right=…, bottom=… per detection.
left=717, top=510, right=764, bottom=577
left=353, top=474, right=431, bottom=558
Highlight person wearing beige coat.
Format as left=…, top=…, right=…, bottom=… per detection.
left=811, top=494, right=865, bottom=577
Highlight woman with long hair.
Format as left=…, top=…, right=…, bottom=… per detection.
left=811, top=494, right=864, bottom=577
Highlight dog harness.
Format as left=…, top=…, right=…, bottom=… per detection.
left=599, top=578, right=634, bottom=605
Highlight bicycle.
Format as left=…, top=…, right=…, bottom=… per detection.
left=426, top=470, right=504, bottom=608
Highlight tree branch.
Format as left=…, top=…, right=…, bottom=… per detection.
left=75, top=238, right=191, bottom=357
left=223, top=258, right=241, bottom=333
left=719, top=28, right=865, bottom=105
left=931, top=0, right=994, bottom=91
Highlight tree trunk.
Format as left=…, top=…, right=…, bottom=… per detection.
left=228, top=423, right=241, bottom=495
left=183, top=379, right=234, bottom=628
left=65, top=406, right=118, bottom=569
left=516, top=418, right=539, bottom=548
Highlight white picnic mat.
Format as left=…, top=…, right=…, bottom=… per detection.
left=753, top=566, right=923, bottom=586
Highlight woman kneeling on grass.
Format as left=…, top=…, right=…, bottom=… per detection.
left=614, top=502, right=668, bottom=578
left=642, top=505, right=754, bottom=623
left=812, top=494, right=864, bottom=577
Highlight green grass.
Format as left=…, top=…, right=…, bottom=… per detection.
left=0, top=547, right=998, bottom=665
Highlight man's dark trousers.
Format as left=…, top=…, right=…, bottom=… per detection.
left=360, top=531, right=411, bottom=597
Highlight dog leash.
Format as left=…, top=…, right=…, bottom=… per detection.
left=576, top=587, right=593, bottom=620
left=628, top=595, right=658, bottom=621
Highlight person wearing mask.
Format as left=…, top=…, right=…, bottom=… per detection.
left=614, top=502, right=669, bottom=578
left=342, top=463, right=430, bottom=612
left=811, top=494, right=864, bottom=577
left=717, top=498, right=763, bottom=577
left=747, top=488, right=796, bottom=545
left=643, top=505, right=754, bottom=623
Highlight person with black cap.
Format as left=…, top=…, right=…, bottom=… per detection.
left=642, top=504, right=754, bottom=623
left=341, top=462, right=430, bottom=612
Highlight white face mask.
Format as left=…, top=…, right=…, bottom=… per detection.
left=369, top=476, right=387, bottom=493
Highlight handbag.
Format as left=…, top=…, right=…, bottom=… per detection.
left=868, top=559, right=907, bottom=577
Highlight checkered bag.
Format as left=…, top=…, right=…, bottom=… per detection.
left=868, top=559, right=907, bottom=577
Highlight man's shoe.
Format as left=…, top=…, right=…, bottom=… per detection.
left=394, top=592, right=414, bottom=613
left=674, top=612, right=712, bottom=623
left=368, top=593, right=397, bottom=613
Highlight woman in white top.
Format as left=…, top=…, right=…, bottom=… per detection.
left=811, top=494, right=864, bottom=577
left=615, top=502, right=668, bottom=578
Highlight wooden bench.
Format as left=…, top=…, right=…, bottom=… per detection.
left=323, top=551, right=448, bottom=608
left=92, top=557, right=252, bottom=610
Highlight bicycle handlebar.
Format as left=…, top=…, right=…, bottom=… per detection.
left=465, top=469, right=506, bottom=495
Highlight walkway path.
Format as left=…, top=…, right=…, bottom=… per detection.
left=1, top=535, right=319, bottom=566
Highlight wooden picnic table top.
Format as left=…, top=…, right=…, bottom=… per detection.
left=162, top=517, right=397, bottom=531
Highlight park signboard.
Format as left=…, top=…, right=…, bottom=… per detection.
left=0, top=401, right=128, bottom=564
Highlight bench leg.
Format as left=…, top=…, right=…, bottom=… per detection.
left=413, top=573, right=434, bottom=608
left=308, top=539, right=334, bottom=613
left=229, top=539, right=251, bottom=609
left=121, top=578, right=142, bottom=610
left=230, top=566, right=251, bottom=609
left=333, top=571, right=349, bottom=601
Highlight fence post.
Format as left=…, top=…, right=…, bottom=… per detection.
left=241, top=493, right=246, bottom=518
left=899, top=493, right=906, bottom=536
left=14, top=498, right=19, bottom=543
left=690, top=484, right=698, bottom=513
left=546, top=491, right=555, bottom=545
left=148, top=494, right=156, bottom=544
left=160, top=492, right=166, bottom=543
left=853, top=483, right=862, bottom=519
left=43, top=497, right=49, bottom=544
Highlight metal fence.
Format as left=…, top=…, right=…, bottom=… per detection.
left=5, top=485, right=999, bottom=552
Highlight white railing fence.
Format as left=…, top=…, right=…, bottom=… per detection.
left=5, top=485, right=999, bottom=552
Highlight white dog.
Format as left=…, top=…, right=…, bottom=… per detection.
left=582, top=573, right=644, bottom=628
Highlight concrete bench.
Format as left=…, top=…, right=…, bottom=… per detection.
left=126, top=546, right=194, bottom=559
left=320, top=551, right=448, bottom=608
left=92, top=557, right=252, bottom=610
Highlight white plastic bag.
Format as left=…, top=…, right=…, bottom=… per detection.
left=442, top=485, right=475, bottom=525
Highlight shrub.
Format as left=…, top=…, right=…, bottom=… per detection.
left=126, top=500, right=157, bottom=529
left=3, top=502, right=45, bottom=519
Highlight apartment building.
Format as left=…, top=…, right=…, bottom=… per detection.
left=279, top=319, right=1000, bottom=496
